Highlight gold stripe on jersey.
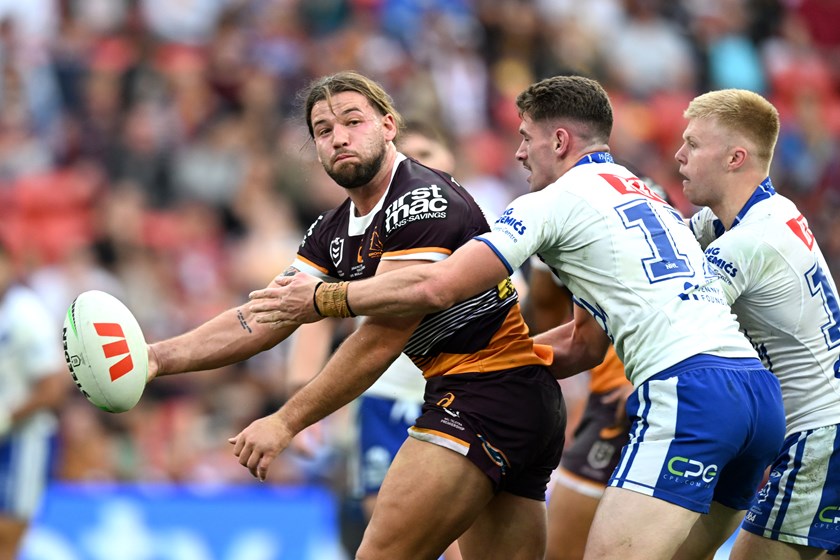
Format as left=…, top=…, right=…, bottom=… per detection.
left=295, top=254, right=330, bottom=275
left=382, top=246, right=453, bottom=259
left=589, top=345, right=630, bottom=393
left=410, top=303, right=553, bottom=378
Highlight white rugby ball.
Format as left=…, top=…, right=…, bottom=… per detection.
left=62, top=290, right=148, bottom=413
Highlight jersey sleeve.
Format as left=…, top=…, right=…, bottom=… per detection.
left=475, top=191, right=557, bottom=274
left=689, top=207, right=722, bottom=250
left=292, top=213, right=338, bottom=281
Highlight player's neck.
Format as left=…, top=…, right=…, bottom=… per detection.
left=346, top=147, right=398, bottom=216
left=712, top=173, right=766, bottom=230
left=563, top=145, right=611, bottom=176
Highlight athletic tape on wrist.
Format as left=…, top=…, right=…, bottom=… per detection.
left=314, top=281, right=356, bottom=318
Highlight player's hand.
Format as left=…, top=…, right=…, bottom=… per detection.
left=249, top=272, right=323, bottom=328
left=601, top=383, right=635, bottom=427
left=229, top=412, right=294, bottom=482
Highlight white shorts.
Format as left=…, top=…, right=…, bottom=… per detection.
left=0, top=424, right=57, bottom=519
left=742, top=424, right=840, bottom=553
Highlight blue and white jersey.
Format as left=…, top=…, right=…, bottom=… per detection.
left=690, top=180, right=840, bottom=435
left=0, top=284, right=64, bottom=431
left=478, top=155, right=757, bottom=386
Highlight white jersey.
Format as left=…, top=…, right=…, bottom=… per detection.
left=0, top=284, right=64, bottom=431
left=478, top=156, right=756, bottom=386
left=690, top=181, right=840, bottom=435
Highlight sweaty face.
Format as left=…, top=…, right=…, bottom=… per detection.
left=515, top=115, right=558, bottom=192
left=674, top=118, right=730, bottom=208
left=310, top=91, right=392, bottom=189
left=399, top=132, right=455, bottom=174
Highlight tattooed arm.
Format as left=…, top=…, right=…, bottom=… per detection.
left=147, top=268, right=300, bottom=381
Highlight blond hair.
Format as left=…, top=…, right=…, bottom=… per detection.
left=684, top=89, right=779, bottom=165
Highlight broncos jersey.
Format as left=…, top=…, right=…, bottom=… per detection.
left=293, top=153, right=551, bottom=379
left=477, top=154, right=757, bottom=386
left=690, top=180, right=840, bottom=435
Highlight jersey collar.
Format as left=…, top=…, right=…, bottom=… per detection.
left=347, top=152, right=407, bottom=236
left=713, top=176, right=775, bottom=236
left=573, top=152, right=614, bottom=167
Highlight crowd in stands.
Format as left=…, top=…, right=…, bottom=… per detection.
left=1, top=0, right=838, bottom=491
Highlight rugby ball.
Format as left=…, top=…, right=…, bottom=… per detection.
left=62, top=290, right=148, bottom=413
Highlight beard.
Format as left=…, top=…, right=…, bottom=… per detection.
left=324, top=143, right=386, bottom=189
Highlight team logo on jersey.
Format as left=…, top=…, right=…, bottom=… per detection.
left=384, top=185, right=448, bottom=233
left=368, top=229, right=383, bottom=259
left=330, top=237, right=344, bottom=268
left=494, top=208, right=527, bottom=237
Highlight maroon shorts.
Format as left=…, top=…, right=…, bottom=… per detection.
left=559, top=391, right=629, bottom=485
left=409, top=365, right=566, bottom=501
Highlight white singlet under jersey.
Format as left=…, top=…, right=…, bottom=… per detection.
left=690, top=180, right=840, bottom=435
left=478, top=156, right=756, bottom=386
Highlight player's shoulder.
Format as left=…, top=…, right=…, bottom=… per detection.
left=390, top=158, right=465, bottom=198
left=301, top=200, right=351, bottom=243
left=738, top=195, right=804, bottom=242
left=1, top=284, right=53, bottom=323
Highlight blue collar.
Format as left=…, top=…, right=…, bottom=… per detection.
left=574, top=152, right=614, bottom=167
left=713, top=176, right=775, bottom=237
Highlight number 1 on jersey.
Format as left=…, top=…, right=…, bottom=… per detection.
left=616, top=199, right=694, bottom=283
left=806, top=263, right=840, bottom=349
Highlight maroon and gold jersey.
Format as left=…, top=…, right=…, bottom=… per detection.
left=293, top=154, right=552, bottom=378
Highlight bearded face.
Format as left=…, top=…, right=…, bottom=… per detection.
left=322, top=135, right=387, bottom=189
left=310, top=91, right=396, bottom=191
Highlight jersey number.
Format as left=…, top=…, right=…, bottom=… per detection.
left=805, top=263, right=840, bottom=376
left=616, top=200, right=694, bottom=283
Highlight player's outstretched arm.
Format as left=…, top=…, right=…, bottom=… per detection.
left=349, top=240, right=508, bottom=316
left=257, top=240, right=509, bottom=325
left=148, top=274, right=300, bottom=380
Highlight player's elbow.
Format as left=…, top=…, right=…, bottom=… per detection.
left=417, top=277, right=460, bottom=312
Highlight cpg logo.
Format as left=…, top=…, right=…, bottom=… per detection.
left=94, top=322, right=134, bottom=381
left=819, top=506, right=840, bottom=524
left=667, top=456, right=719, bottom=483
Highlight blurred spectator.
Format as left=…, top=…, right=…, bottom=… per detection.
left=604, top=0, right=697, bottom=97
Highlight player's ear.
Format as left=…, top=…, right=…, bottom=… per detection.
left=382, top=114, right=398, bottom=143
left=554, top=128, right=570, bottom=157
left=728, top=146, right=748, bottom=170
